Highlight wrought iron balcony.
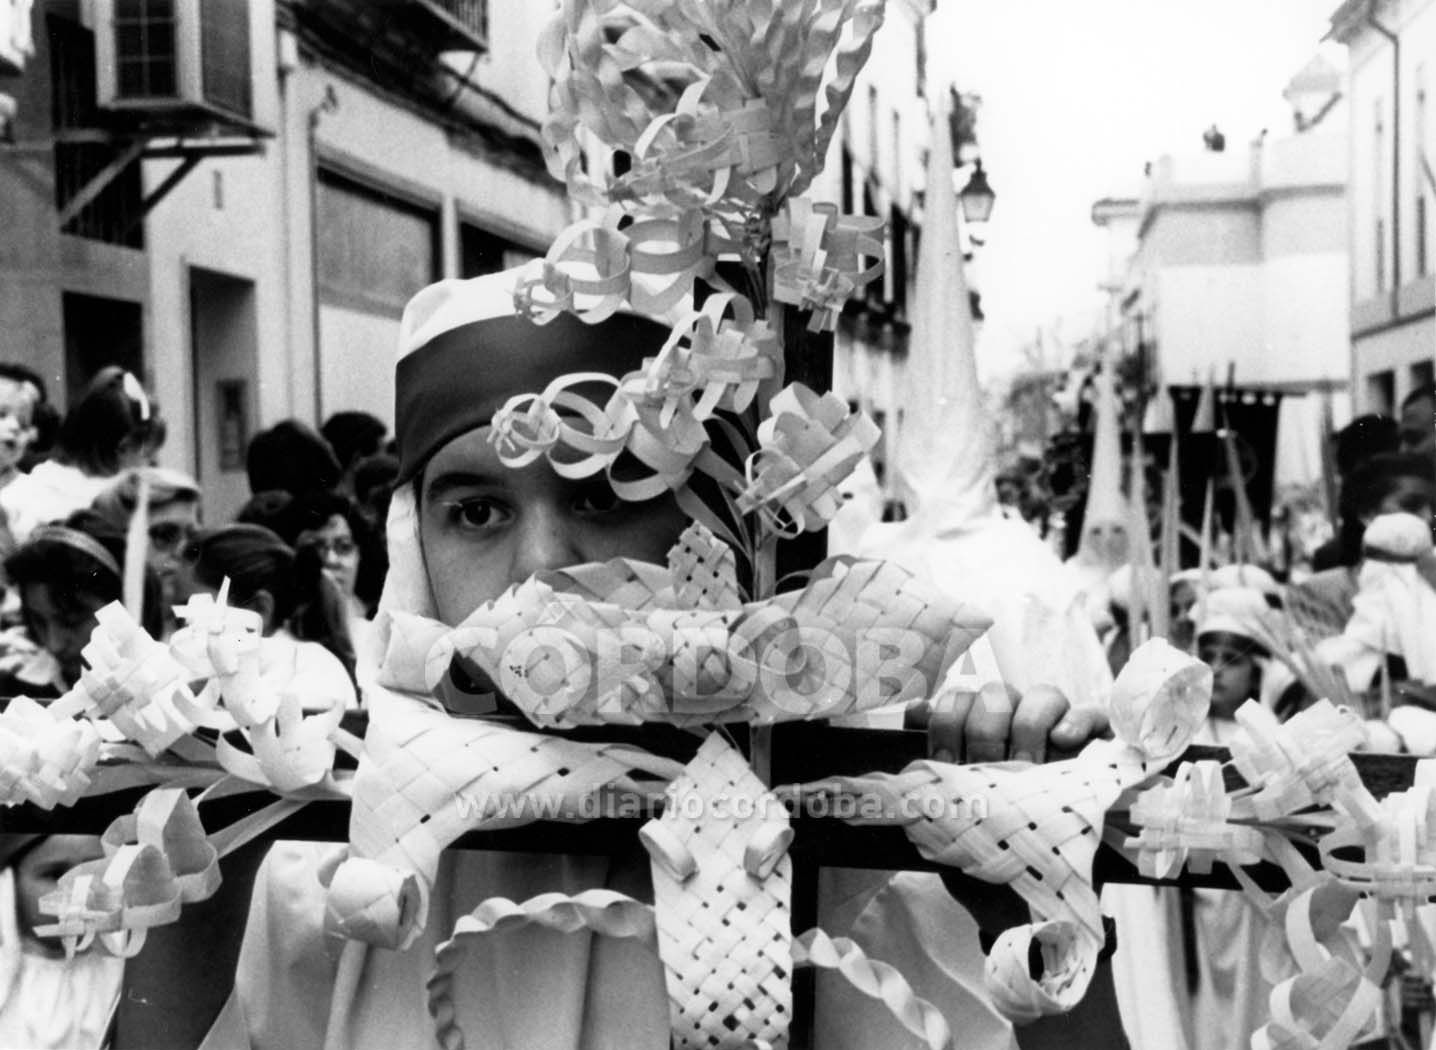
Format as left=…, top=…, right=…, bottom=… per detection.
left=384, top=0, right=488, bottom=52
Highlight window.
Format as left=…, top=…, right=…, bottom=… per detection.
left=1413, top=360, right=1435, bottom=393
left=840, top=146, right=854, bottom=215
left=891, top=108, right=902, bottom=200
left=459, top=222, right=534, bottom=278
left=1374, top=98, right=1386, bottom=292
left=1367, top=369, right=1396, bottom=414
left=316, top=170, right=439, bottom=315
left=199, top=0, right=251, bottom=118
left=1417, top=68, right=1429, bottom=277
left=63, top=292, right=143, bottom=405
left=1419, top=194, right=1429, bottom=278
left=915, top=20, right=926, bottom=98
left=422, top=0, right=488, bottom=47
left=889, top=205, right=909, bottom=316
left=47, top=13, right=144, bottom=246
left=1376, top=218, right=1386, bottom=292
left=867, top=85, right=879, bottom=168
left=114, top=0, right=176, bottom=98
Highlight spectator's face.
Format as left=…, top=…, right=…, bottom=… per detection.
left=13, top=835, right=105, bottom=955
left=1400, top=394, right=1435, bottom=458
left=0, top=379, right=36, bottom=471
left=1169, top=581, right=1199, bottom=650
left=995, top=477, right=1021, bottom=505
left=148, top=498, right=201, bottom=608
left=116, top=433, right=153, bottom=472
left=1083, top=520, right=1129, bottom=564
left=417, top=427, right=687, bottom=626
left=21, top=583, right=105, bottom=687
left=1198, top=635, right=1257, bottom=718
left=299, top=514, right=360, bottom=600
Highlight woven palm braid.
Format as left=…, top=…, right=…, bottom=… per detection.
left=435, top=546, right=991, bottom=728
left=799, top=740, right=1149, bottom=1019
left=647, top=735, right=794, bottom=1050
left=329, top=692, right=682, bottom=948
left=669, top=522, right=745, bottom=610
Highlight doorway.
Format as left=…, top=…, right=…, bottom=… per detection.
left=189, top=268, right=257, bottom=524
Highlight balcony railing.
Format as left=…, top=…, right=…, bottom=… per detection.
left=406, top=0, right=488, bottom=51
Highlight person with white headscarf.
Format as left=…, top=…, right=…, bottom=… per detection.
left=1192, top=587, right=1298, bottom=736
left=1318, top=512, right=1436, bottom=753
left=1171, top=586, right=1302, bottom=1050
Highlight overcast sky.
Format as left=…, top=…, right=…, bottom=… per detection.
left=924, top=0, right=1345, bottom=378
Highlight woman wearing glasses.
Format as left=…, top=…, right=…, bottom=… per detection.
left=278, top=491, right=382, bottom=706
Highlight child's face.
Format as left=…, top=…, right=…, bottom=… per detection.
left=0, top=378, right=37, bottom=471
left=1198, top=635, right=1257, bottom=718
left=418, top=427, right=689, bottom=626
left=13, top=835, right=105, bottom=955
left=21, top=583, right=106, bottom=687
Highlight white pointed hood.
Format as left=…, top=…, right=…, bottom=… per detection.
left=858, top=99, right=1112, bottom=707
left=890, top=89, right=998, bottom=538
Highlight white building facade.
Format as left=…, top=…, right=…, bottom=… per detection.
left=1125, top=90, right=1351, bottom=393
left=1330, top=0, right=1436, bottom=414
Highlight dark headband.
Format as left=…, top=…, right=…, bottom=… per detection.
left=395, top=311, right=670, bottom=483
left=28, top=525, right=123, bottom=578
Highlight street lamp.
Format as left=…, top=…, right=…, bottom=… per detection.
left=959, top=159, right=996, bottom=224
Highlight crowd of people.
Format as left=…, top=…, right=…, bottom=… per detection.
left=1049, top=382, right=1436, bottom=1050
left=0, top=363, right=399, bottom=1046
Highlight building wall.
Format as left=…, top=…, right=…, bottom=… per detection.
left=1140, top=204, right=1262, bottom=268
left=0, top=4, right=152, bottom=406
left=1, top=0, right=571, bottom=520
left=1153, top=265, right=1264, bottom=382
left=1261, top=252, right=1353, bottom=382
left=1128, top=116, right=1350, bottom=391
left=1339, top=0, right=1436, bottom=409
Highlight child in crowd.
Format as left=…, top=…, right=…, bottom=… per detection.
left=1179, top=586, right=1300, bottom=1050
left=0, top=834, right=123, bottom=1049
left=0, top=367, right=164, bottom=546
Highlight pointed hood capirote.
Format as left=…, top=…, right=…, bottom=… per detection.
left=855, top=97, right=1112, bottom=709
left=890, top=88, right=995, bottom=535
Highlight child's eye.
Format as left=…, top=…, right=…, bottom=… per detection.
left=444, top=498, right=512, bottom=530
